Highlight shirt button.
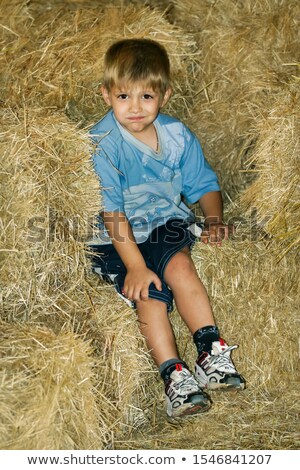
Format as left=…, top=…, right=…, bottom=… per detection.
left=150, top=196, right=156, bottom=203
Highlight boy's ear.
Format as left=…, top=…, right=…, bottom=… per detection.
left=101, top=85, right=111, bottom=106
left=161, top=87, right=172, bottom=107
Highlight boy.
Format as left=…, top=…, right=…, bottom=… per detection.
left=89, top=38, right=245, bottom=419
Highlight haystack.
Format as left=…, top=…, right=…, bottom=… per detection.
left=1, top=0, right=299, bottom=451
left=0, top=107, right=100, bottom=328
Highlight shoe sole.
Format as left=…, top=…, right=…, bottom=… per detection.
left=206, top=381, right=246, bottom=391
left=195, top=371, right=246, bottom=391
left=167, top=401, right=211, bottom=419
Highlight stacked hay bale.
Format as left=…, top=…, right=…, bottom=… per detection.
left=2, top=0, right=199, bottom=124
left=0, top=321, right=105, bottom=449
left=174, top=0, right=300, bottom=201
left=1, top=0, right=299, bottom=451
left=177, top=0, right=299, bottom=257
left=173, top=0, right=300, bottom=257
left=240, top=82, right=299, bottom=258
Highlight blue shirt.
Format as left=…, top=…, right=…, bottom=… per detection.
left=89, top=110, right=220, bottom=244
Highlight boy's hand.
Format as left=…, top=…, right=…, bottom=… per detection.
left=123, top=266, right=162, bottom=302
left=201, top=223, right=235, bottom=246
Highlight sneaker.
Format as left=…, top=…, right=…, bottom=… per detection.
left=195, top=339, right=246, bottom=390
left=165, top=364, right=211, bottom=418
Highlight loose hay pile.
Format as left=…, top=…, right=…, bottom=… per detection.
left=1, top=0, right=299, bottom=450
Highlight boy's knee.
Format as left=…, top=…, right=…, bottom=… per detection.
left=136, top=298, right=168, bottom=316
left=165, top=250, right=195, bottom=278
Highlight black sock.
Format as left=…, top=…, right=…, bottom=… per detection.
left=193, top=325, right=220, bottom=356
left=159, top=358, right=188, bottom=383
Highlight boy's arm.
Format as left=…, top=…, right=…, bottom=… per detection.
left=198, top=191, right=234, bottom=244
left=102, top=211, right=162, bottom=301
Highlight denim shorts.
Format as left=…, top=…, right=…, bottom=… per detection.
left=90, top=219, right=200, bottom=312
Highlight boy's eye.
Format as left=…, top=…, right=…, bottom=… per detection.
left=143, top=94, right=154, bottom=100
left=117, top=94, right=128, bottom=100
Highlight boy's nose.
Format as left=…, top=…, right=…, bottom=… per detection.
left=129, top=98, right=142, bottom=113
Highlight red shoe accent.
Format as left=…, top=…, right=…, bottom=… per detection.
left=197, top=351, right=208, bottom=364
left=176, top=363, right=183, bottom=371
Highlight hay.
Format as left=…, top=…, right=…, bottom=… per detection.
left=0, top=320, right=107, bottom=449
left=1, top=1, right=200, bottom=124
left=0, top=0, right=299, bottom=451
left=0, top=0, right=201, bottom=448
left=113, top=236, right=300, bottom=449
left=172, top=0, right=300, bottom=254
left=0, top=107, right=100, bottom=327
left=240, top=79, right=300, bottom=257
left=173, top=0, right=300, bottom=199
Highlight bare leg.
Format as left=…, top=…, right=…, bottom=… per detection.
left=135, top=296, right=211, bottom=418
left=164, top=247, right=215, bottom=334
left=135, top=298, right=179, bottom=367
left=135, top=247, right=214, bottom=366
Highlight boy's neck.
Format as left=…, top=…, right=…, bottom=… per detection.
left=126, top=122, right=159, bottom=153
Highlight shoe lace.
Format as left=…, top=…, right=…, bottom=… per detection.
left=210, top=345, right=237, bottom=372
left=173, top=373, right=199, bottom=394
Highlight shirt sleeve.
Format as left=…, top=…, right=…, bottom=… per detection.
left=91, top=133, right=125, bottom=213
left=180, top=128, right=220, bottom=204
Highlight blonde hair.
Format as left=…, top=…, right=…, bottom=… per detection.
left=103, top=38, right=171, bottom=95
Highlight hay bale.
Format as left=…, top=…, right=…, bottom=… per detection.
left=83, top=224, right=300, bottom=450
left=1, top=1, right=200, bottom=124
left=0, top=320, right=108, bottom=450
left=0, top=107, right=100, bottom=328
left=172, top=0, right=300, bottom=199
left=172, top=0, right=300, bottom=251
left=240, top=80, right=300, bottom=257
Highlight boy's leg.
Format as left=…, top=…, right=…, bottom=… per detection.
left=135, top=298, right=179, bottom=366
left=163, top=247, right=245, bottom=391
left=163, top=246, right=215, bottom=333
left=136, top=298, right=211, bottom=418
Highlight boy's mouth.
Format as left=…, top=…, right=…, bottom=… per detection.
left=127, top=116, right=144, bottom=121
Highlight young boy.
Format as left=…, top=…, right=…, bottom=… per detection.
left=89, top=38, right=245, bottom=419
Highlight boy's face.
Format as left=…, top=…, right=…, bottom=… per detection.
left=101, top=82, right=171, bottom=136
